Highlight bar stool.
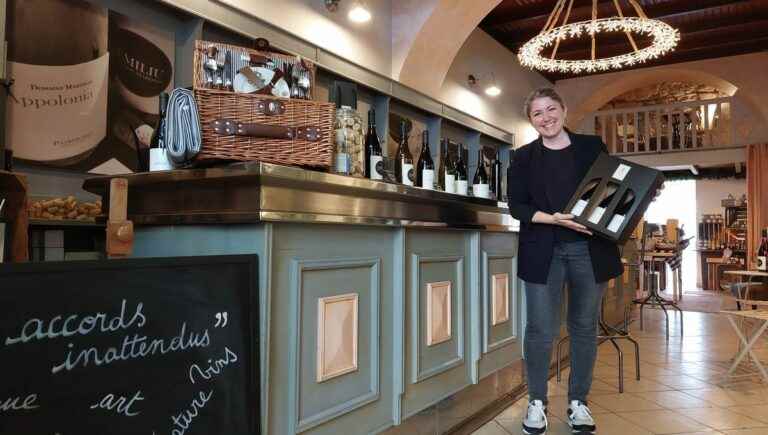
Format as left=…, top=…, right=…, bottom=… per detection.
left=556, top=290, right=640, bottom=393
left=632, top=223, right=684, bottom=340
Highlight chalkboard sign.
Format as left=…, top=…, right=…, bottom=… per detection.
left=0, top=255, right=259, bottom=435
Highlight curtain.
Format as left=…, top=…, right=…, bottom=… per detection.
left=747, top=143, right=768, bottom=267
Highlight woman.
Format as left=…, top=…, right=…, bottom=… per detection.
left=507, top=88, right=623, bottom=435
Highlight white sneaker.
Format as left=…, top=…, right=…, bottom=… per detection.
left=566, top=400, right=596, bottom=433
left=522, top=400, right=548, bottom=435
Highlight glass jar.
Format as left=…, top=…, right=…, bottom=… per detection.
left=333, top=106, right=364, bottom=176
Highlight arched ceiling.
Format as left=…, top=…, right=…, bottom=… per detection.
left=394, top=0, right=503, bottom=96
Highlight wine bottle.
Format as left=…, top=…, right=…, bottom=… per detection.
left=365, top=109, right=384, bottom=180
left=491, top=149, right=502, bottom=200
left=416, top=131, right=435, bottom=189
left=395, top=120, right=415, bottom=186
left=148, top=92, right=173, bottom=171
left=606, top=189, right=636, bottom=233
left=455, top=144, right=468, bottom=195
left=437, top=139, right=446, bottom=190
left=505, top=148, right=515, bottom=200
left=7, top=0, right=109, bottom=165
left=570, top=178, right=601, bottom=216
left=587, top=182, right=620, bottom=224
left=473, top=148, right=490, bottom=199
left=757, top=228, right=768, bottom=271
left=444, top=142, right=457, bottom=194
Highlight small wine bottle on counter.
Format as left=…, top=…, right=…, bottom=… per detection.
left=455, top=144, right=468, bottom=195
left=416, top=131, right=435, bottom=190
left=437, top=139, right=446, bottom=190
left=491, top=149, right=502, bottom=200
left=395, top=120, right=414, bottom=186
left=147, top=92, right=173, bottom=172
left=757, top=228, right=768, bottom=271
left=444, top=142, right=457, bottom=194
left=365, top=109, right=383, bottom=180
left=472, top=148, right=490, bottom=199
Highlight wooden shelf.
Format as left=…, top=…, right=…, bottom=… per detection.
left=29, top=219, right=105, bottom=228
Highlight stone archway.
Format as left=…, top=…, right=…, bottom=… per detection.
left=394, top=0, right=502, bottom=96
left=568, top=68, right=741, bottom=128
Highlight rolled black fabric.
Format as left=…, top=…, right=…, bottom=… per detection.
left=165, top=87, right=202, bottom=164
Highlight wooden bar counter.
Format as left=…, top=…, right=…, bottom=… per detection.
left=84, top=163, right=633, bottom=435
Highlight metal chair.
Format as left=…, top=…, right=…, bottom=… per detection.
left=556, top=278, right=640, bottom=393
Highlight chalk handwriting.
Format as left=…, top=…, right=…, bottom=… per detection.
left=171, top=390, right=213, bottom=435
left=51, top=323, right=210, bottom=374
left=4, top=300, right=146, bottom=346
left=0, top=393, right=39, bottom=412
left=189, top=347, right=239, bottom=384
left=89, top=390, right=144, bottom=417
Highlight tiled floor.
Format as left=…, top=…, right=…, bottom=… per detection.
left=472, top=306, right=768, bottom=435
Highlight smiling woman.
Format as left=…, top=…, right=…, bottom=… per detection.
left=508, top=87, right=624, bottom=435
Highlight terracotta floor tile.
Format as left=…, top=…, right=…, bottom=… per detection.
left=635, top=390, right=714, bottom=409
left=615, top=409, right=709, bottom=434
left=676, top=407, right=766, bottom=430
left=474, top=308, right=768, bottom=435
left=726, top=404, right=768, bottom=424
left=588, top=392, right=664, bottom=412
left=473, top=421, right=511, bottom=435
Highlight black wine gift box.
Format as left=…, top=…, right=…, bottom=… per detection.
left=564, top=152, right=664, bottom=244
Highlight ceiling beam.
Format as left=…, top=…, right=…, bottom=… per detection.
left=494, top=1, right=768, bottom=53
left=552, top=19, right=768, bottom=59
left=483, top=0, right=755, bottom=36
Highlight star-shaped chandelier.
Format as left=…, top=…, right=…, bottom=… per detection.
left=518, top=0, right=680, bottom=74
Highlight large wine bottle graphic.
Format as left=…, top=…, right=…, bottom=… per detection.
left=7, top=0, right=109, bottom=165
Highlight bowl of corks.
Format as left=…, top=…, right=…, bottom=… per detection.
left=28, top=196, right=102, bottom=222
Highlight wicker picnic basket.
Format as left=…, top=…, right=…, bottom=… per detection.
left=193, top=40, right=335, bottom=168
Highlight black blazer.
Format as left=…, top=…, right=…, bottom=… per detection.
left=507, top=131, right=623, bottom=284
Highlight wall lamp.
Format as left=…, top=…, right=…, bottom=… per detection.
left=468, top=73, right=501, bottom=97
left=324, top=0, right=372, bottom=23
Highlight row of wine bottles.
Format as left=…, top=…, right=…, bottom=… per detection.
left=362, top=109, right=507, bottom=199
left=570, top=179, right=637, bottom=233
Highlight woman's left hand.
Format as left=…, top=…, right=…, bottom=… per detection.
left=552, top=212, right=593, bottom=235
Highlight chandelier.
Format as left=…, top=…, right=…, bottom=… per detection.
left=518, top=0, right=680, bottom=74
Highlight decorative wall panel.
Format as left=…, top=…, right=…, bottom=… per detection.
left=491, top=273, right=509, bottom=326
left=426, top=281, right=452, bottom=346
left=317, top=293, right=359, bottom=382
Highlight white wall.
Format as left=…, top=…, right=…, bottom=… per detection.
left=439, top=29, right=551, bottom=146
left=695, top=178, right=746, bottom=221
left=209, top=1, right=551, bottom=141
left=217, top=0, right=393, bottom=75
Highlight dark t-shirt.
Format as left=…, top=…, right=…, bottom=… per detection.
left=541, top=144, right=587, bottom=243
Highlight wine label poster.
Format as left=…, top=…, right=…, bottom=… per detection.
left=6, top=0, right=174, bottom=173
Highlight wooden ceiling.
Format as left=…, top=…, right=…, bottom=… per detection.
left=480, top=0, right=768, bottom=82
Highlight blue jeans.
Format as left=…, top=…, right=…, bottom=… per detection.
left=523, top=241, right=606, bottom=404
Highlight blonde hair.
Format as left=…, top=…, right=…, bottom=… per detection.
left=523, top=87, right=566, bottom=119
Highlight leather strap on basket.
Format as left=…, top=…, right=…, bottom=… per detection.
left=211, top=119, right=321, bottom=141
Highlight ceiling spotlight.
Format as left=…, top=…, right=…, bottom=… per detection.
left=348, top=2, right=371, bottom=23
left=485, top=85, right=501, bottom=97
left=468, top=73, right=501, bottom=97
